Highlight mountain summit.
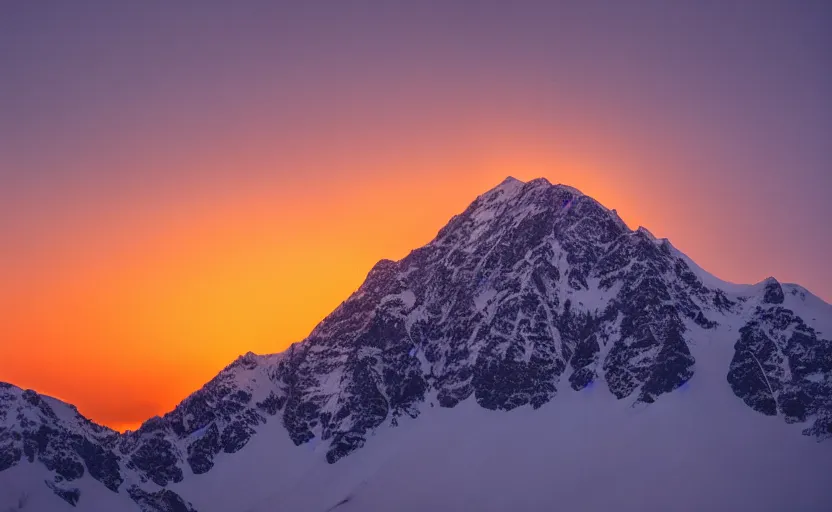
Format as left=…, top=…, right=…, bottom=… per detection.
left=2, top=177, right=831, bottom=512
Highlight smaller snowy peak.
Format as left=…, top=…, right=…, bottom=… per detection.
left=0, top=382, right=126, bottom=505
left=636, top=226, right=657, bottom=241
left=226, top=350, right=273, bottom=372
left=634, top=226, right=670, bottom=248
left=0, top=383, right=108, bottom=437
left=597, top=205, right=630, bottom=233
left=236, top=351, right=259, bottom=365
left=525, top=177, right=552, bottom=188
left=761, top=277, right=785, bottom=304
left=368, top=258, right=397, bottom=275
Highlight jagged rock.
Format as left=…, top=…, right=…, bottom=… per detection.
left=187, top=424, right=220, bottom=474
left=128, top=436, right=182, bottom=486
left=45, top=480, right=81, bottom=506
left=127, top=485, right=197, bottom=512
left=763, top=279, right=785, bottom=304
left=728, top=305, right=832, bottom=432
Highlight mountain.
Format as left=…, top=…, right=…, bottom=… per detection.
left=2, top=176, right=831, bottom=511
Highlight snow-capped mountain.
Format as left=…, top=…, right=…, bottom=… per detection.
left=2, top=177, right=831, bottom=511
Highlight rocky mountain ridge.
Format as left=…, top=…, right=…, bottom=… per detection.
left=2, top=176, right=830, bottom=511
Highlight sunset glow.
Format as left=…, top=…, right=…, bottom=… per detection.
left=1, top=2, right=829, bottom=432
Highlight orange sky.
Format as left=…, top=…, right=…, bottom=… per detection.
left=1, top=149, right=830, bottom=432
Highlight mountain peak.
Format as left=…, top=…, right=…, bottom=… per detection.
left=481, top=176, right=582, bottom=205
left=2, top=178, right=831, bottom=512
left=481, top=177, right=587, bottom=206
left=761, top=276, right=785, bottom=304
left=482, top=176, right=526, bottom=203
left=526, top=176, right=551, bottom=187
left=553, top=183, right=584, bottom=196
left=636, top=226, right=657, bottom=240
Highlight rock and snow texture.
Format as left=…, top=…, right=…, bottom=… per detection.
left=727, top=280, right=832, bottom=437
left=1, top=177, right=831, bottom=511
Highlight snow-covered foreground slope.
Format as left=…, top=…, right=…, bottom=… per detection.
left=175, top=310, right=831, bottom=512
left=0, top=462, right=139, bottom=512
left=255, top=387, right=831, bottom=512
left=2, top=176, right=830, bottom=511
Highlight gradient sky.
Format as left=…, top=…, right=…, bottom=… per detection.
left=1, top=1, right=830, bottom=431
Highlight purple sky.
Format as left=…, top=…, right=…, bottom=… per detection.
left=2, top=0, right=830, bottom=300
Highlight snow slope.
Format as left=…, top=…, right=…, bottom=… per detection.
left=0, top=462, right=139, bottom=512
left=239, top=307, right=831, bottom=512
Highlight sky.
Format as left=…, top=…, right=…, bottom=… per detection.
left=0, top=1, right=829, bottom=432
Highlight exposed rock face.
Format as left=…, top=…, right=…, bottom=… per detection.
left=763, top=278, right=785, bottom=305
left=45, top=480, right=81, bottom=506
left=728, top=290, right=832, bottom=438
left=0, top=384, right=144, bottom=506
left=116, top=351, right=279, bottom=486
left=0, top=355, right=268, bottom=508
left=0, top=385, right=123, bottom=485
left=127, top=485, right=198, bottom=512
left=1, top=177, right=830, bottom=510
left=270, top=177, right=737, bottom=462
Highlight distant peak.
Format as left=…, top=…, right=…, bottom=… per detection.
left=636, top=226, right=656, bottom=240
left=227, top=350, right=261, bottom=372
left=761, top=277, right=785, bottom=304
left=500, top=176, right=523, bottom=185
left=527, top=177, right=551, bottom=187
left=553, top=183, right=585, bottom=197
